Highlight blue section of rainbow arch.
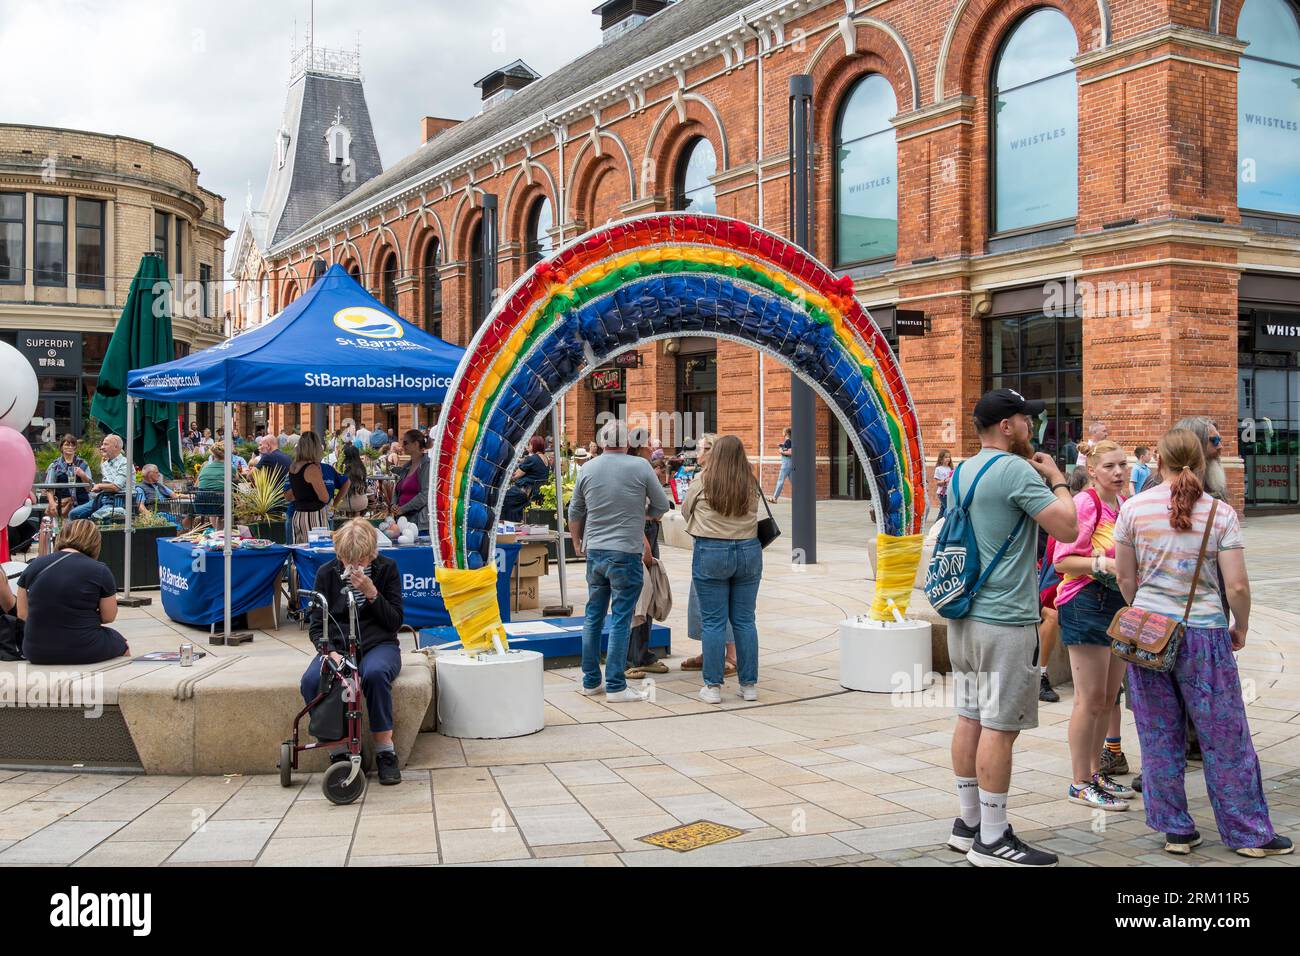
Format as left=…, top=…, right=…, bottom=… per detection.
left=457, top=273, right=907, bottom=568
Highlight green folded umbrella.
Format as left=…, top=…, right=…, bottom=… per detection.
left=91, top=253, right=182, bottom=472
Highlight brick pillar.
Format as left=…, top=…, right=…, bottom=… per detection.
left=894, top=283, right=979, bottom=463
left=394, top=275, right=418, bottom=326
left=893, top=97, right=977, bottom=264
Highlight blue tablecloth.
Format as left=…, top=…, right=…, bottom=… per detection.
left=157, top=538, right=290, bottom=627
left=290, top=540, right=520, bottom=629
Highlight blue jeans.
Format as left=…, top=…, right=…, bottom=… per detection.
left=693, top=537, right=762, bottom=687
left=937, top=494, right=948, bottom=520
left=581, top=549, right=644, bottom=693
left=69, top=492, right=121, bottom=521
left=772, top=459, right=792, bottom=499
left=300, top=642, right=402, bottom=734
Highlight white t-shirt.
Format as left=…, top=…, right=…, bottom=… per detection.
left=934, top=464, right=953, bottom=497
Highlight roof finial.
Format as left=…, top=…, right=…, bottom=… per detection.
left=335, top=105, right=343, bottom=125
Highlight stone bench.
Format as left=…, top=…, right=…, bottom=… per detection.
left=0, top=630, right=434, bottom=775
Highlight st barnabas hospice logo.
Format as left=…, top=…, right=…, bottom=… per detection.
left=332, top=307, right=404, bottom=339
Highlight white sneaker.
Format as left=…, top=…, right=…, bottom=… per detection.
left=575, top=683, right=604, bottom=697
left=606, top=687, right=649, bottom=703
left=699, top=685, right=722, bottom=704
left=737, top=685, right=758, bottom=702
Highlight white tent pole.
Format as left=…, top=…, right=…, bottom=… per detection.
left=123, top=395, right=135, bottom=598
left=223, top=400, right=233, bottom=640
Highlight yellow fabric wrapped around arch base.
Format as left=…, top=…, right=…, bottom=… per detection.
left=869, top=533, right=923, bottom=621
left=435, top=566, right=509, bottom=653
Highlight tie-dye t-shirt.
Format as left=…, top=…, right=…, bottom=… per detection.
left=1055, top=488, right=1124, bottom=607
left=1113, top=487, right=1242, bottom=628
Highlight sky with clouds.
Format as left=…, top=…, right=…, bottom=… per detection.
left=2, top=0, right=603, bottom=243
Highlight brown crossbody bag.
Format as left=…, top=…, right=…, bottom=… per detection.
left=1106, top=499, right=1217, bottom=673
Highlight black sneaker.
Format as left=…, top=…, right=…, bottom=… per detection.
left=1236, top=836, right=1293, bottom=858
left=376, top=750, right=401, bottom=786
left=1131, top=773, right=1142, bottom=793
left=1039, top=673, right=1060, bottom=703
left=1165, top=830, right=1202, bottom=855
left=947, top=817, right=980, bottom=853
left=967, top=826, right=1059, bottom=868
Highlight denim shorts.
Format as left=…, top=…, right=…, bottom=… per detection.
left=1058, top=580, right=1127, bottom=647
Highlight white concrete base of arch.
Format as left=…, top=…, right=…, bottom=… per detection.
left=435, top=649, right=545, bottom=739
left=839, top=618, right=934, bottom=694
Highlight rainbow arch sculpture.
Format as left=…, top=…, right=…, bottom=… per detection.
left=431, top=213, right=927, bottom=652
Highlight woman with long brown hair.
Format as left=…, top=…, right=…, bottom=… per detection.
left=390, top=429, right=432, bottom=530
left=682, top=434, right=761, bottom=703
left=1115, top=428, right=1291, bottom=858
left=680, top=433, right=736, bottom=676
left=288, top=430, right=330, bottom=544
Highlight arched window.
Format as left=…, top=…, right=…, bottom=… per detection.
left=347, top=261, right=361, bottom=284
left=259, top=274, right=269, bottom=322
left=469, top=219, right=485, bottom=334
left=991, top=8, right=1079, bottom=233
left=674, top=137, right=717, bottom=213
left=423, top=238, right=442, bottom=337
left=525, top=197, right=553, bottom=267
left=834, top=74, right=899, bottom=265
left=380, top=251, right=398, bottom=311
left=1239, top=0, right=1300, bottom=215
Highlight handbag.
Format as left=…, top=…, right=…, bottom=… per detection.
left=756, top=482, right=781, bottom=549
left=308, top=666, right=348, bottom=742
left=1107, top=499, right=1217, bottom=672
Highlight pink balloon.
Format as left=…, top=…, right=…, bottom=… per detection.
left=0, top=427, right=35, bottom=522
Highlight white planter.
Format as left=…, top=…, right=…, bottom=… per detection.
left=435, top=649, right=545, bottom=739
left=839, top=618, right=933, bottom=694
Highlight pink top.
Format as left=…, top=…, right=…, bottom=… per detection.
left=396, top=466, right=421, bottom=508
left=1055, top=488, right=1123, bottom=607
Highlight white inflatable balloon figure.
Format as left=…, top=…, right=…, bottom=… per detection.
left=0, top=342, right=40, bottom=537
left=0, top=342, right=38, bottom=434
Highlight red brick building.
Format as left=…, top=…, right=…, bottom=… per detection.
left=231, top=0, right=1300, bottom=513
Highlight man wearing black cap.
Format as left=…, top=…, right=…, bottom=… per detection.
left=947, top=388, right=1079, bottom=867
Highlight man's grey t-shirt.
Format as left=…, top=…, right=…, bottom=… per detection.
left=568, top=453, right=670, bottom=555
left=954, top=449, right=1058, bottom=626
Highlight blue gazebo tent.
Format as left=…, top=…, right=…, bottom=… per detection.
left=124, top=264, right=465, bottom=640
left=128, top=264, right=463, bottom=403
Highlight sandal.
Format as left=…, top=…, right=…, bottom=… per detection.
left=680, top=656, right=735, bottom=677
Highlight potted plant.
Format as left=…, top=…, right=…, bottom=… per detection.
left=233, top=466, right=289, bottom=543
left=528, top=476, right=578, bottom=562
left=99, top=507, right=177, bottom=589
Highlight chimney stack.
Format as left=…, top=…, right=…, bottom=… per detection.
left=420, top=116, right=460, bottom=144
left=593, top=0, right=670, bottom=43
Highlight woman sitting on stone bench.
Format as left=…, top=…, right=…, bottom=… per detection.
left=15, top=519, right=128, bottom=665
left=299, top=517, right=404, bottom=785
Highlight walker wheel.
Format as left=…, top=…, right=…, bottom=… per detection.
left=279, top=743, right=293, bottom=788
left=322, top=760, right=366, bottom=805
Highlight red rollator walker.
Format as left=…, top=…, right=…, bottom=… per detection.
left=279, top=589, right=367, bottom=805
